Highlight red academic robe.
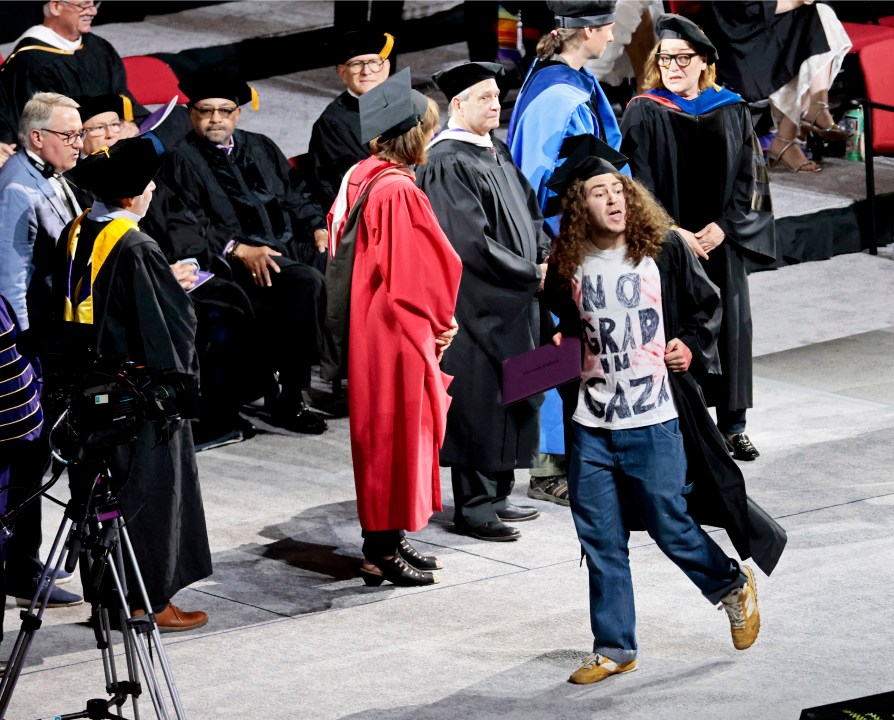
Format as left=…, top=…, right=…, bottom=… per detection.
left=336, top=156, right=461, bottom=532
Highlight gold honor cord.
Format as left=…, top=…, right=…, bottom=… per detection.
left=64, top=213, right=139, bottom=324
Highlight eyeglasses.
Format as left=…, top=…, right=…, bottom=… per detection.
left=40, top=128, right=88, bottom=145
left=84, top=121, right=122, bottom=137
left=655, top=53, right=699, bottom=69
left=342, top=58, right=386, bottom=74
left=58, top=0, right=101, bottom=12
left=191, top=106, right=239, bottom=119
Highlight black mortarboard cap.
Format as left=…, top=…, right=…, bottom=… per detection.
left=547, top=1, right=617, bottom=29
left=178, top=72, right=259, bottom=110
left=74, top=93, right=134, bottom=123
left=336, top=30, right=395, bottom=65
left=68, top=137, right=163, bottom=200
left=656, top=13, right=718, bottom=64
left=359, top=68, right=429, bottom=144
left=432, top=62, right=505, bottom=102
left=543, top=134, right=628, bottom=216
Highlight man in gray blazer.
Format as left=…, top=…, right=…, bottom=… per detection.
left=0, top=91, right=83, bottom=611
left=0, top=92, right=83, bottom=330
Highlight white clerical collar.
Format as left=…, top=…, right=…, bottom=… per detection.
left=18, top=25, right=82, bottom=51
left=88, top=200, right=143, bottom=224
left=427, top=117, right=494, bottom=150
left=346, top=89, right=361, bottom=100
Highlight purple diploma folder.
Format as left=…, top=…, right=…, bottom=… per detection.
left=501, top=337, right=581, bottom=406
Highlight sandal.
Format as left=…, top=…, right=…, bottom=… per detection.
left=527, top=476, right=570, bottom=507
left=397, top=537, right=443, bottom=571
left=766, top=137, right=821, bottom=174
left=360, top=555, right=439, bottom=587
left=800, top=101, right=847, bottom=142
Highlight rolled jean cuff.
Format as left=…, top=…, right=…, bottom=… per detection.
left=595, top=645, right=637, bottom=664
left=705, top=563, right=748, bottom=605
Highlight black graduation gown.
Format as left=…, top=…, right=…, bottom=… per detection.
left=698, top=2, right=829, bottom=103
left=0, top=33, right=144, bottom=145
left=545, top=233, right=787, bottom=575
left=306, top=91, right=369, bottom=212
left=416, top=137, right=552, bottom=472
left=156, top=130, right=325, bottom=268
left=620, top=98, right=775, bottom=412
left=33, top=219, right=212, bottom=606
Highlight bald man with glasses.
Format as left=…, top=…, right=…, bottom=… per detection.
left=0, top=0, right=143, bottom=149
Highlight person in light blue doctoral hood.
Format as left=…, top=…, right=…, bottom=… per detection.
left=506, top=0, right=624, bottom=505
left=507, top=0, right=625, bottom=238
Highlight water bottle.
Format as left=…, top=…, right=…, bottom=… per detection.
left=841, top=105, right=864, bottom=161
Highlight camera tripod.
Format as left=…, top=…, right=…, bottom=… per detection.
left=0, top=461, right=189, bottom=720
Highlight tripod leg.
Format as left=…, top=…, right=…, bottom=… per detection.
left=118, top=524, right=190, bottom=720
left=0, top=515, right=73, bottom=718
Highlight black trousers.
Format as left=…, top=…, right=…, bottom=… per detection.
left=450, top=466, right=515, bottom=527
left=361, top=529, right=403, bottom=561
left=233, top=256, right=324, bottom=403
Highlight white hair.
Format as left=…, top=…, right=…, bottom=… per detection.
left=19, top=92, right=80, bottom=147
left=446, top=87, right=472, bottom=118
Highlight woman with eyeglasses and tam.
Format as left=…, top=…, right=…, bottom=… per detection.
left=328, top=69, right=461, bottom=587
left=620, top=14, right=776, bottom=462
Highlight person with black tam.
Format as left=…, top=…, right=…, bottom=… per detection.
left=416, top=61, right=551, bottom=541
left=620, top=13, right=776, bottom=461
left=542, top=135, right=780, bottom=684
left=28, top=136, right=212, bottom=632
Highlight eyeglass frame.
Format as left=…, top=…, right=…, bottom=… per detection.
left=40, top=128, right=88, bottom=146
left=190, top=105, right=240, bottom=119
left=340, top=58, right=387, bottom=74
left=83, top=121, right=123, bottom=137
left=56, top=0, right=102, bottom=12
left=655, top=52, right=700, bottom=69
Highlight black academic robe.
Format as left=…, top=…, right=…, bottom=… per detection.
left=698, top=2, right=829, bottom=103
left=156, top=129, right=325, bottom=271
left=31, top=219, right=212, bottom=606
left=620, top=98, right=775, bottom=412
left=546, top=232, right=786, bottom=576
left=0, top=32, right=144, bottom=144
left=306, top=91, right=369, bottom=212
left=416, top=137, right=552, bottom=472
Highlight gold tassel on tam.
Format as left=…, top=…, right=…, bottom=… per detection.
left=379, top=32, right=395, bottom=60
left=120, top=94, right=134, bottom=122
left=251, top=86, right=259, bottom=111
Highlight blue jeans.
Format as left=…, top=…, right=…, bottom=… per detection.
left=567, top=419, right=746, bottom=663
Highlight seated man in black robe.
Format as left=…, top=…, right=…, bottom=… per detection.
left=148, top=74, right=328, bottom=434
left=306, top=29, right=395, bottom=213
left=416, top=62, right=553, bottom=541
left=0, top=0, right=143, bottom=150
left=29, top=136, right=211, bottom=631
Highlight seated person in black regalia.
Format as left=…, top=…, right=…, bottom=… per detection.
left=148, top=74, right=328, bottom=435
left=0, top=0, right=144, bottom=150
left=28, top=137, right=212, bottom=632
left=73, top=93, right=260, bottom=449
left=306, top=29, right=395, bottom=213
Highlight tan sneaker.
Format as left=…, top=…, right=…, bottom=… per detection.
left=720, top=565, right=760, bottom=650
left=569, top=653, right=638, bottom=684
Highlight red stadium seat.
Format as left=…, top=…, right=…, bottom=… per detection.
left=666, top=1, right=701, bottom=18
left=841, top=21, right=894, bottom=53
left=878, top=16, right=894, bottom=29
left=122, top=55, right=187, bottom=105
left=857, top=38, right=894, bottom=253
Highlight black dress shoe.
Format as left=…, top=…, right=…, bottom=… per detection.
left=496, top=503, right=540, bottom=522
left=453, top=520, right=520, bottom=542
left=725, top=433, right=760, bottom=461
left=270, top=403, right=328, bottom=434
left=397, top=537, right=443, bottom=570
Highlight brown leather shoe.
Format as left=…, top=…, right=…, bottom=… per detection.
left=133, top=603, right=208, bottom=633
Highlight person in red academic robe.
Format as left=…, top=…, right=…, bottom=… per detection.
left=328, top=69, right=461, bottom=587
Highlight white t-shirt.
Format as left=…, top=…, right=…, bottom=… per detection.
left=571, top=245, right=678, bottom=430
